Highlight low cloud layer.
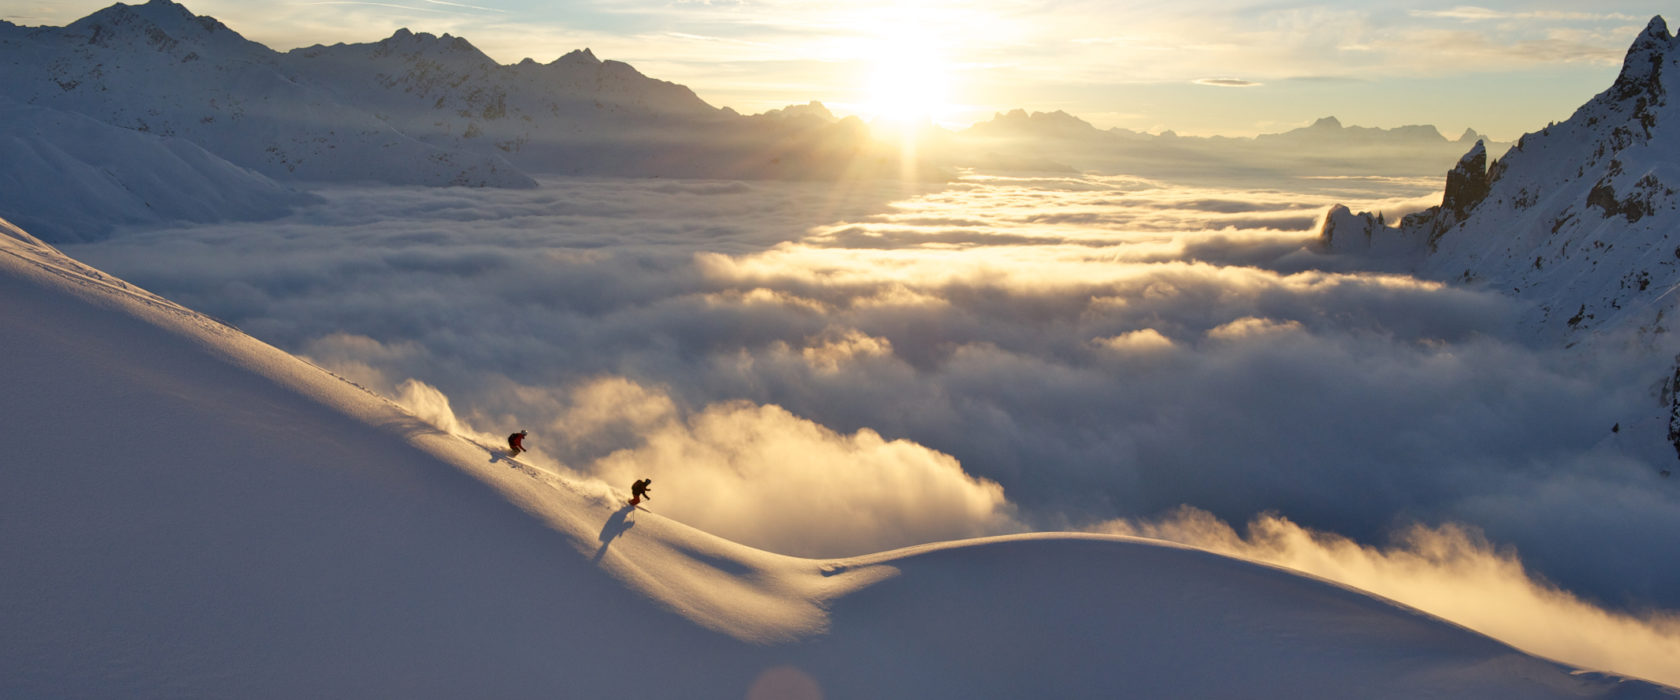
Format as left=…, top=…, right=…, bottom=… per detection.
left=66, top=173, right=1680, bottom=640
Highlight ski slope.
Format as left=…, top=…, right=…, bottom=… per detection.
left=1, top=217, right=1668, bottom=698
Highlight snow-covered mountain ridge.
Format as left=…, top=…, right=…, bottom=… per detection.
left=1323, top=16, right=1680, bottom=340
left=2, top=0, right=533, bottom=188
left=0, top=96, right=316, bottom=242
left=1319, top=15, right=1680, bottom=458
left=3, top=212, right=1672, bottom=698
left=1, top=0, right=1524, bottom=243
left=0, top=1, right=927, bottom=195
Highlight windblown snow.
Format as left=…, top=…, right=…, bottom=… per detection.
left=1, top=218, right=1669, bottom=698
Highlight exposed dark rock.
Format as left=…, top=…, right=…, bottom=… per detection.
left=1441, top=141, right=1491, bottom=220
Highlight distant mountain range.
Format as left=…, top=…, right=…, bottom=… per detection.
left=0, top=0, right=917, bottom=185
left=1, top=0, right=1512, bottom=241
left=954, top=110, right=1508, bottom=180
left=0, top=0, right=918, bottom=239
left=1320, top=16, right=1680, bottom=464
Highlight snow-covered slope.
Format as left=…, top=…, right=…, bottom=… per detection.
left=277, top=30, right=925, bottom=181
left=0, top=1, right=928, bottom=184
left=0, top=0, right=532, bottom=189
left=2, top=218, right=1670, bottom=697
left=0, top=97, right=315, bottom=242
left=1318, top=15, right=1680, bottom=460
left=1322, top=16, right=1680, bottom=345
left=0, top=0, right=948, bottom=241
left=1418, top=16, right=1680, bottom=346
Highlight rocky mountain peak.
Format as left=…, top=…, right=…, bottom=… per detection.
left=1440, top=140, right=1490, bottom=221
left=967, top=109, right=1100, bottom=139
left=1321, top=15, right=1680, bottom=343
left=63, top=0, right=257, bottom=58
left=377, top=27, right=493, bottom=66
left=71, top=0, right=231, bottom=40
left=553, top=48, right=600, bottom=67
left=1313, top=15, right=1680, bottom=464
left=1611, top=16, right=1673, bottom=102
left=759, top=101, right=838, bottom=122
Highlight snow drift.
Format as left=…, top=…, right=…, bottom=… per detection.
left=1, top=218, right=1672, bottom=697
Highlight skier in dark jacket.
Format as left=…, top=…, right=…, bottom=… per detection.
left=508, top=430, right=528, bottom=457
left=630, top=478, right=652, bottom=506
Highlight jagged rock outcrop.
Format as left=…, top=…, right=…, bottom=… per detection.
left=1321, top=15, right=1680, bottom=338
left=1669, top=357, right=1680, bottom=461
left=1440, top=141, right=1492, bottom=221
left=1316, top=140, right=1492, bottom=258
left=1319, top=15, right=1680, bottom=464
left=1314, top=205, right=1422, bottom=261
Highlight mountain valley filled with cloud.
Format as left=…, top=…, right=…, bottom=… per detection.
left=6, top=0, right=1680, bottom=695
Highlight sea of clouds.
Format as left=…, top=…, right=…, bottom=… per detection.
left=66, top=172, right=1680, bottom=683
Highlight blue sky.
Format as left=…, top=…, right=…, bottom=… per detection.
left=3, top=1, right=1670, bottom=140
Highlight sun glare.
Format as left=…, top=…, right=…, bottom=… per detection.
left=861, top=32, right=953, bottom=130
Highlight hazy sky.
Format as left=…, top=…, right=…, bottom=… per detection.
left=3, top=0, right=1671, bottom=139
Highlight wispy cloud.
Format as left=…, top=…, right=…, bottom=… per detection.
left=1409, top=7, right=1645, bottom=22
left=1194, top=78, right=1262, bottom=87
left=300, top=1, right=456, bottom=15
left=422, top=0, right=504, bottom=12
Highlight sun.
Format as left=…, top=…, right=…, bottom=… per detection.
left=860, top=33, right=953, bottom=128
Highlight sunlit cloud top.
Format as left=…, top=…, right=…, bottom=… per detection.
left=1, top=0, right=1668, bottom=137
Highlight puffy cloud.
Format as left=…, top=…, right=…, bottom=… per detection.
left=555, top=376, right=679, bottom=444
left=589, top=396, right=1017, bottom=557
left=796, top=328, right=896, bottom=373
left=378, top=371, right=1019, bottom=557
left=1205, top=316, right=1305, bottom=341
left=1093, top=328, right=1175, bottom=354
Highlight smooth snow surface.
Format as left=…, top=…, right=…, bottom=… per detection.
left=1, top=217, right=1669, bottom=698
left=0, top=97, right=314, bottom=242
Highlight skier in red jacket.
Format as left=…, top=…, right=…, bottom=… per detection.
left=507, top=430, right=528, bottom=457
